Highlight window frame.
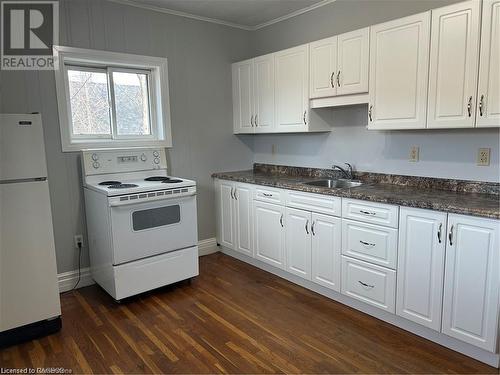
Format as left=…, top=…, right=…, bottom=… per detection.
left=53, top=46, right=172, bottom=152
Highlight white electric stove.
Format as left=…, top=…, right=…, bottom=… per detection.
left=82, top=148, right=199, bottom=300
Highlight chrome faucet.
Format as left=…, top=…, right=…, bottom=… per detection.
left=333, top=163, right=354, bottom=180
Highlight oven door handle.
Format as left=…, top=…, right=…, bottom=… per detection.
left=109, top=193, right=197, bottom=207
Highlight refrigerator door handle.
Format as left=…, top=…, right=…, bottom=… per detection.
left=0, top=177, right=47, bottom=184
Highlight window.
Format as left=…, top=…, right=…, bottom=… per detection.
left=54, top=46, right=172, bottom=151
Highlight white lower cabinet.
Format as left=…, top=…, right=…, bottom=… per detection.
left=341, top=256, right=396, bottom=313
left=285, top=208, right=312, bottom=279
left=216, top=180, right=254, bottom=256
left=215, top=180, right=500, bottom=359
left=217, top=180, right=236, bottom=250
left=396, top=208, right=447, bottom=331
left=442, top=214, right=500, bottom=352
left=311, top=213, right=342, bottom=292
left=254, top=200, right=285, bottom=269
left=234, top=184, right=254, bottom=257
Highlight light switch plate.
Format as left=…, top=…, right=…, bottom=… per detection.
left=477, top=148, right=490, bottom=166
left=409, top=146, right=419, bottom=162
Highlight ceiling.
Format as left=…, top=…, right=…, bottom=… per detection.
left=110, top=0, right=336, bottom=30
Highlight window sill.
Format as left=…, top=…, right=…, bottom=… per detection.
left=62, top=139, right=172, bottom=152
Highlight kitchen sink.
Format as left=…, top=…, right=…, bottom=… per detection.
left=304, top=179, right=363, bottom=188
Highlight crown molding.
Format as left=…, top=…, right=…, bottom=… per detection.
left=253, top=0, right=336, bottom=30
left=107, top=0, right=337, bottom=31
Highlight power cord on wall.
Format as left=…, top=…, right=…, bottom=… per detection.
left=72, top=239, right=83, bottom=290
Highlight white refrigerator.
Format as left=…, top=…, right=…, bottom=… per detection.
left=0, top=113, right=61, bottom=346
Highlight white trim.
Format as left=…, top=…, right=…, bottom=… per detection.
left=198, top=237, right=219, bottom=256
left=58, top=267, right=94, bottom=293
left=58, top=238, right=219, bottom=292
left=253, top=0, right=337, bottom=30
left=107, top=0, right=336, bottom=31
left=53, top=45, right=172, bottom=152
left=220, top=246, right=500, bottom=368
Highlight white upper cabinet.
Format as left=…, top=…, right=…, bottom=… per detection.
left=254, top=54, right=275, bottom=132
left=427, top=1, right=481, bottom=129
left=337, top=27, right=370, bottom=96
left=232, top=59, right=254, bottom=134
left=396, top=208, right=447, bottom=331
left=442, top=214, right=499, bottom=352
left=368, top=12, right=431, bottom=130
left=275, top=44, right=310, bottom=132
left=310, top=36, right=337, bottom=99
left=309, top=28, right=369, bottom=102
left=477, top=0, right=500, bottom=127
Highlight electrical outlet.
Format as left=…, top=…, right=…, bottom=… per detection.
left=477, top=148, right=490, bottom=166
left=409, top=146, right=419, bottom=162
left=74, top=234, right=84, bottom=249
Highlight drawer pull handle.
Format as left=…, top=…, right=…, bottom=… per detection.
left=305, top=219, right=309, bottom=234
left=230, top=187, right=235, bottom=200
left=359, top=210, right=376, bottom=216
left=311, top=221, right=315, bottom=236
left=358, top=281, right=375, bottom=289
left=449, top=225, right=454, bottom=246
left=280, top=214, right=284, bottom=227
left=437, top=223, right=442, bottom=243
left=262, top=193, right=273, bottom=197
left=359, top=240, right=375, bottom=247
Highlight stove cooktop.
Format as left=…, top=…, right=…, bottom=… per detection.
left=99, top=181, right=122, bottom=186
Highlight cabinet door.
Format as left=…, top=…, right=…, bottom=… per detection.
left=337, top=28, right=369, bottom=96
left=285, top=208, right=311, bottom=279
left=309, top=37, right=337, bottom=99
left=427, top=1, right=481, bottom=129
left=232, top=59, right=254, bottom=134
left=311, top=213, right=341, bottom=292
left=254, top=201, right=285, bottom=269
left=476, top=0, right=500, bottom=127
left=442, top=214, right=499, bottom=351
left=254, top=54, right=275, bottom=132
left=218, top=181, right=235, bottom=249
left=368, top=12, right=430, bottom=129
left=234, top=184, right=253, bottom=257
left=275, top=44, right=309, bottom=132
left=396, top=208, right=447, bottom=331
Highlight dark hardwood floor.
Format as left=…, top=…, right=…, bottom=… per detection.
left=1, top=253, right=497, bottom=374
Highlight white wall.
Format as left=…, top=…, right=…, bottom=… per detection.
left=0, top=0, right=255, bottom=273
left=253, top=106, right=500, bottom=182
left=250, top=0, right=500, bottom=182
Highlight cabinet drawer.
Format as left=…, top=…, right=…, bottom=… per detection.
left=341, top=256, right=396, bottom=313
left=342, top=219, right=398, bottom=269
left=342, top=199, right=399, bottom=228
left=253, top=186, right=284, bottom=205
left=286, top=190, right=341, bottom=216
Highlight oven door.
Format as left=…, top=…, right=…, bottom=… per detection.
left=110, top=195, right=198, bottom=265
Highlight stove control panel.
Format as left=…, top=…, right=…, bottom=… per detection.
left=82, top=148, right=167, bottom=175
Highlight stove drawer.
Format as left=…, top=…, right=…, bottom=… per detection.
left=114, top=246, right=199, bottom=300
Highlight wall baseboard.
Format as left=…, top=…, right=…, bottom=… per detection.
left=198, top=237, right=218, bottom=256
left=58, top=267, right=94, bottom=293
left=58, top=238, right=219, bottom=293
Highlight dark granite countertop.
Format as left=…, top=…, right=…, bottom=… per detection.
left=212, top=168, right=500, bottom=219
